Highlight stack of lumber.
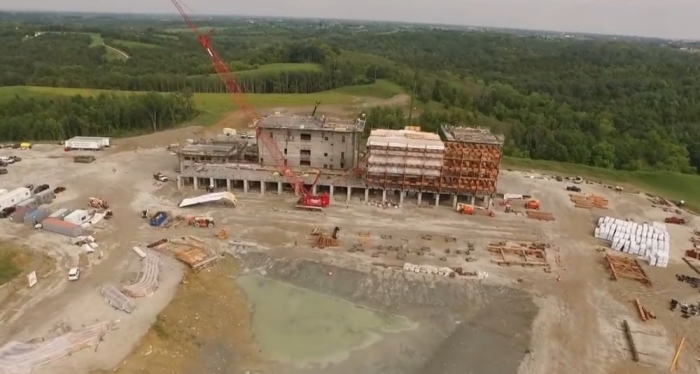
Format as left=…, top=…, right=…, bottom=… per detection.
left=526, top=211, right=555, bottom=221
left=570, top=194, right=609, bottom=209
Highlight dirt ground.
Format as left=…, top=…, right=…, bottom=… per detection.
left=0, top=135, right=698, bottom=374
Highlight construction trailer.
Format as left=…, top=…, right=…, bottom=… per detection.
left=40, top=217, right=84, bottom=237
left=64, top=136, right=110, bottom=151
left=9, top=206, right=35, bottom=223
left=48, top=208, right=73, bottom=219
left=0, top=187, right=31, bottom=210
left=24, top=207, right=50, bottom=226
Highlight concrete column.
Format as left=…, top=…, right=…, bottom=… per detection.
left=277, top=182, right=283, bottom=195
left=226, top=179, right=231, bottom=191
left=399, top=191, right=404, bottom=205
left=177, top=176, right=182, bottom=190
left=417, top=192, right=422, bottom=205
left=364, top=188, right=369, bottom=202
left=209, top=178, right=214, bottom=189
left=452, top=194, right=458, bottom=208
left=243, top=180, right=249, bottom=193
left=382, top=189, right=387, bottom=203
left=261, top=182, right=266, bottom=195
left=312, top=185, right=317, bottom=195
left=194, top=177, right=198, bottom=190
left=329, top=185, right=334, bottom=200
left=435, top=193, right=440, bottom=207
left=347, top=187, right=352, bottom=202
left=470, top=195, right=476, bottom=205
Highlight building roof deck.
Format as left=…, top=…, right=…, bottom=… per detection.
left=178, top=143, right=242, bottom=156
left=441, top=125, right=505, bottom=145
left=256, top=114, right=366, bottom=133
left=367, top=129, right=444, bottom=150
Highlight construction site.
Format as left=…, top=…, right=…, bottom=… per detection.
left=177, top=121, right=505, bottom=209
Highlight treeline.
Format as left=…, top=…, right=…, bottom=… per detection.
left=0, top=92, right=197, bottom=141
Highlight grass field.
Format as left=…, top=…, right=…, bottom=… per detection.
left=331, top=79, right=405, bottom=99
left=165, top=26, right=216, bottom=33
left=503, top=156, right=700, bottom=211
left=113, top=40, right=162, bottom=49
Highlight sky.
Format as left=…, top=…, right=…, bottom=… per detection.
left=2, top=0, right=699, bottom=40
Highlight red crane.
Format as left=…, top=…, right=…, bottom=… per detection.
left=170, top=0, right=329, bottom=209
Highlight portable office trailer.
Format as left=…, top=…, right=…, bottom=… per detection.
left=64, top=209, right=90, bottom=225
left=49, top=208, right=72, bottom=219
left=64, top=137, right=110, bottom=150
left=16, top=197, right=39, bottom=209
left=0, top=187, right=31, bottom=210
left=9, top=206, right=35, bottom=223
left=41, top=217, right=83, bottom=237
left=24, top=207, right=50, bottom=226
left=34, top=190, right=56, bottom=204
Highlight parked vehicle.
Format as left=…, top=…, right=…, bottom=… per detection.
left=33, top=184, right=50, bottom=194
left=0, top=169, right=7, bottom=175
left=573, top=176, right=584, bottom=184
left=566, top=186, right=581, bottom=192
left=153, top=172, right=168, bottom=182
left=68, top=268, right=80, bottom=281
left=10, top=156, right=21, bottom=162
left=189, top=216, right=215, bottom=228
left=0, top=207, right=16, bottom=218
left=53, top=186, right=66, bottom=194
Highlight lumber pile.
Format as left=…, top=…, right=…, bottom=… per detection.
left=526, top=211, right=555, bottom=221
left=634, top=298, right=656, bottom=322
left=569, top=194, right=609, bottom=209
left=313, top=234, right=338, bottom=249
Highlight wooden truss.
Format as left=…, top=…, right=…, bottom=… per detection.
left=605, top=253, right=652, bottom=286
left=487, top=243, right=549, bottom=267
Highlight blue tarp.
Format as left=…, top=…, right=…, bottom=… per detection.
left=149, top=211, right=169, bottom=227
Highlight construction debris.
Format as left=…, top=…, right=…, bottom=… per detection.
left=402, top=263, right=488, bottom=278
left=595, top=217, right=670, bottom=268
left=569, top=194, right=609, bottom=209
left=634, top=298, right=655, bottom=322
left=670, top=299, right=700, bottom=317
left=310, top=227, right=339, bottom=249
left=604, top=253, right=652, bottom=286
left=0, top=320, right=117, bottom=373
left=676, top=274, right=700, bottom=289
left=487, top=242, right=549, bottom=267
left=101, top=284, right=136, bottom=313
left=526, top=211, right=555, bottom=221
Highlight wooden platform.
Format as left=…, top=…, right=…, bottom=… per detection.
left=487, top=242, right=548, bottom=267
left=526, top=211, right=555, bottom=221
left=570, top=194, right=609, bottom=209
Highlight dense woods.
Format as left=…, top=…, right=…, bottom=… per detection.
left=2, top=13, right=700, bottom=173
left=0, top=92, right=196, bottom=141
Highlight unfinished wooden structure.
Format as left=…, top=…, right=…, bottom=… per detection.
left=526, top=211, right=556, bottom=221
left=154, top=235, right=220, bottom=272
left=487, top=242, right=549, bottom=267
left=605, top=253, right=652, bottom=286
left=366, top=129, right=444, bottom=191
left=440, top=125, right=504, bottom=196
left=570, top=194, right=609, bottom=209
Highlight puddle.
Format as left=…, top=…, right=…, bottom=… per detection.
left=237, top=274, right=416, bottom=367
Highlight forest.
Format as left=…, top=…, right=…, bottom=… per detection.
left=0, top=92, right=196, bottom=141
left=2, top=14, right=700, bottom=174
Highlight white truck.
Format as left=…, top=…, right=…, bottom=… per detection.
left=153, top=172, right=168, bottom=182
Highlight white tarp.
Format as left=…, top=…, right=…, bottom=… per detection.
left=179, top=192, right=237, bottom=208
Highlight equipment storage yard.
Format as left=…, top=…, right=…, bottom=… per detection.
left=1, top=140, right=700, bottom=374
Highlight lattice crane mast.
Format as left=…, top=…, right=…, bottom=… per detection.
left=170, top=0, right=329, bottom=208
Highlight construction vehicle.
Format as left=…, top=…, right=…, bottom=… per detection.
left=88, top=197, right=109, bottom=209
left=189, top=216, right=215, bottom=228
left=456, top=203, right=494, bottom=217
left=153, top=172, right=168, bottom=182
left=525, top=199, right=540, bottom=210
left=170, top=0, right=329, bottom=210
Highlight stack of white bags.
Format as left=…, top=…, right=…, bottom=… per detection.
left=594, top=216, right=670, bottom=267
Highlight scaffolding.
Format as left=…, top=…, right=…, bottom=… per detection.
left=365, top=129, right=444, bottom=190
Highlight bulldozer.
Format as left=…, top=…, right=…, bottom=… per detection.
left=88, top=197, right=109, bottom=209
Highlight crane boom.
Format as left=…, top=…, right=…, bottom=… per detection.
left=170, top=0, right=318, bottom=201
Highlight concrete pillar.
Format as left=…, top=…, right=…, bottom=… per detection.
left=177, top=176, right=182, bottom=190
left=399, top=190, right=404, bottom=205
left=382, top=189, right=387, bottom=203
left=226, top=179, right=231, bottom=191
left=417, top=192, right=422, bottom=205
left=435, top=193, right=440, bottom=207
left=452, top=194, right=458, bottom=208
left=312, top=185, right=317, bottom=195
left=243, top=180, right=249, bottom=193
left=193, top=177, right=198, bottom=190
left=347, top=187, right=352, bottom=202
left=209, top=178, right=214, bottom=189
left=470, top=195, right=476, bottom=205
left=261, top=181, right=266, bottom=195
left=364, top=188, right=369, bottom=202
left=277, top=182, right=283, bottom=195
left=329, top=185, right=334, bottom=200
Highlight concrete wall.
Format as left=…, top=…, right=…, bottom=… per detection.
left=258, top=129, right=358, bottom=170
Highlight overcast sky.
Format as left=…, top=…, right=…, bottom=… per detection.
left=2, top=0, right=698, bottom=40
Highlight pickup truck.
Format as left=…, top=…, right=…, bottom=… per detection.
left=153, top=173, right=168, bottom=182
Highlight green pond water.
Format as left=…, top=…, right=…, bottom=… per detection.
left=237, top=274, right=416, bottom=366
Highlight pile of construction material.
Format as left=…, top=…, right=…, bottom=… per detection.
left=403, top=263, right=454, bottom=277
left=570, top=194, right=609, bottom=209
left=594, top=216, right=669, bottom=267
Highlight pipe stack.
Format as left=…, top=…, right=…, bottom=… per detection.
left=594, top=216, right=670, bottom=267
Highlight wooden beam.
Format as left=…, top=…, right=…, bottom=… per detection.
left=622, top=320, right=639, bottom=362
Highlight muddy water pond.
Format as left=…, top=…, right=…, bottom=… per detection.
left=237, top=274, right=417, bottom=367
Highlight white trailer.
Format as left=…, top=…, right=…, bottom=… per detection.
left=0, top=187, right=31, bottom=210
left=64, top=209, right=90, bottom=225
left=64, top=137, right=111, bottom=151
